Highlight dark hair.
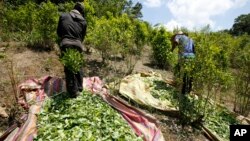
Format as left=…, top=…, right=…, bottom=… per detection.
left=74, top=2, right=84, bottom=16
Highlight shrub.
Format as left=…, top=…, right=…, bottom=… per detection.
left=1, top=2, right=37, bottom=41
left=29, top=1, right=58, bottom=49
left=150, top=26, right=175, bottom=69
left=87, top=14, right=136, bottom=62
left=133, top=20, right=150, bottom=55
left=233, top=34, right=250, bottom=116
left=176, top=30, right=234, bottom=125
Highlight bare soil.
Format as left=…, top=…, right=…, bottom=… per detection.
left=0, top=42, right=209, bottom=140
left=0, top=42, right=64, bottom=135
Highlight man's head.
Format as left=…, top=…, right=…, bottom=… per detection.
left=172, top=31, right=186, bottom=47
left=74, top=2, right=85, bottom=16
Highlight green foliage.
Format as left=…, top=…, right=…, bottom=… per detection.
left=205, top=103, right=239, bottom=140
left=58, top=1, right=74, bottom=13
left=146, top=79, right=178, bottom=108
left=133, top=20, right=150, bottom=54
left=87, top=14, right=138, bottom=62
left=130, top=2, right=143, bottom=19
left=179, top=96, right=239, bottom=140
left=87, top=0, right=143, bottom=19
left=89, top=0, right=127, bottom=18
left=124, top=0, right=143, bottom=19
left=3, top=0, right=31, bottom=7
left=188, top=32, right=233, bottom=117
left=84, top=0, right=95, bottom=27
left=36, top=91, right=142, bottom=141
left=2, top=0, right=145, bottom=52
left=150, top=26, right=175, bottom=69
left=36, top=0, right=81, bottom=4
left=60, top=48, right=84, bottom=74
left=230, top=13, right=250, bottom=36
left=233, top=34, right=250, bottom=116
left=2, top=2, right=37, bottom=41
left=86, top=16, right=116, bottom=62
left=31, top=1, right=58, bottom=47
left=176, top=94, right=238, bottom=140
left=4, top=0, right=80, bottom=6
left=173, top=30, right=235, bottom=128
left=133, top=73, right=238, bottom=140
left=3, top=1, right=36, bottom=32
left=178, top=94, right=204, bottom=126
left=0, top=53, right=6, bottom=59
left=191, top=31, right=234, bottom=94
left=2, top=1, right=59, bottom=47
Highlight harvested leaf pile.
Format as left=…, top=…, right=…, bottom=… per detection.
left=205, top=102, right=239, bottom=140
left=35, top=92, right=142, bottom=141
left=143, top=76, right=178, bottom=108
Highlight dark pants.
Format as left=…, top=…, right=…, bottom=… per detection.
left=182, top=73, right=193, bottom=95
left=64, top=66, right=83, bottom=97
left=61, top=45, right=83, bottom=98
left=175, top=57, right=194, bottom=95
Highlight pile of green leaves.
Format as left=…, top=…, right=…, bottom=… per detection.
left=36, top=91, right=142, bottom=141
left=143, top=76, right=178, bottom=108
left=60, top=48, right=84, bottom=74
left=204, top=102, right=239, bottom=140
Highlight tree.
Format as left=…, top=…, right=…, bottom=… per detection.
left=131, top=2, right=142, bottom=18
left=150, top=26, right=174, bottom=69
left=124, top=0, right=142, bottom=19
left=86, top=14, right=135, bottom=62
left=89, top=0, right=127, bottom=17
left=230, top=13, right=250, bottom=36
left=3, top=0, right=82, bottom=6
left=3, top=0, right=28, bottom=7
left=88, top=0, right=142, bottom=19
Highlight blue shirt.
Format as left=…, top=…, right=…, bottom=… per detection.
left=174, top=35, right=195, bottom=57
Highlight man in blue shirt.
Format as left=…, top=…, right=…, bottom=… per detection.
left=172, top=31, right=195, bottom=94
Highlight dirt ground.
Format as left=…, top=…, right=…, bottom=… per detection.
left=0, top=42, right=210, bottom=140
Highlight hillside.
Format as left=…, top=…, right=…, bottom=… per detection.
left=0, top=42, right=210, bottom=141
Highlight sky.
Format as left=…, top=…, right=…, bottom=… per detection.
left=132, top=0, right=250, bottom=31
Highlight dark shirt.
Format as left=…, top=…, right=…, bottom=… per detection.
left=57, top=10, right=87, bottom=51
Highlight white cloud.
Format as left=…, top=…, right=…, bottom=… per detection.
left=232, top=0, right=248, bottom=8
left=165, top=0, right=248, bottom=31
left=164, top=20, right=182, bottom=31
left=143, top=0, right=163, bottom=7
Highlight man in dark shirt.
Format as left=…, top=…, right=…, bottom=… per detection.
left=57, top=2, right=87, bottom=98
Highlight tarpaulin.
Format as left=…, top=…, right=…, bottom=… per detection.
left=1, top=76, right=66, bottom=141
left=83, top=76, right=165, bottom=141
left=119, top=72, right=177, bottom=111
left=2, top=75, right=165, bottom=141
